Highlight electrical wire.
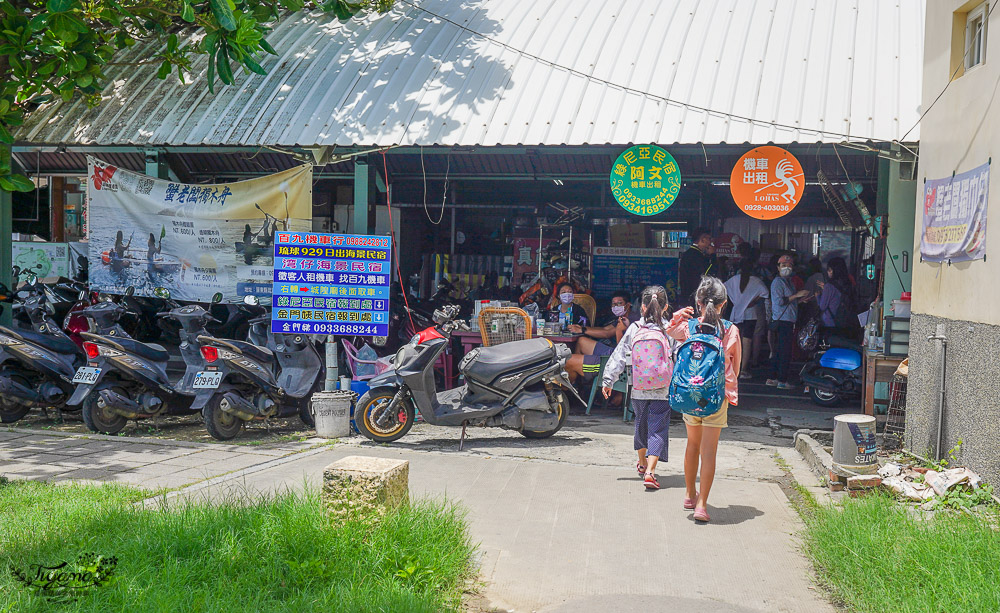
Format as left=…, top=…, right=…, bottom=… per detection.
left=397, top=0, right=909, bottom=144
left=899, top=0, right=997, bottom=142
left=382, top=151, right=416, bottom=333
left=421, top=145, right=446, bottom=225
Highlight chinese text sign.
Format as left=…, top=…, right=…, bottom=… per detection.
left=609, top=145, right=682, bottom=216
left=920, top=162, right=989, bottom=263
left=271, top=232, right=392, bottom=336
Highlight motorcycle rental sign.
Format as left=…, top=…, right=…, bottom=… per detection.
left=729, top=146, right=804, bottom=220
left=86, top=157, right=312, bottom=301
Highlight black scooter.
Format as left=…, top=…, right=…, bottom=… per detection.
left=356, top=305, right=582, bottom=445
left=0, top=279, right=115, bottom=422
left=193, top=296, right=322, bottom=440
left=68, top=290, right=221, bottom=434
left=799, top=335, right=864, bottom=407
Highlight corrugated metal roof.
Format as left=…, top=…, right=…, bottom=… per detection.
left=17, top=0, right=924, bottom=148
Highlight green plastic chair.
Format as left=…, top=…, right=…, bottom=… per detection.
left=585, top=356, right=632, bottom=419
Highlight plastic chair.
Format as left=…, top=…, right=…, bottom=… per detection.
left=341, top=338, right=391, bottom=381
left=585, top=356, right=632, bottom=418
left=573, top=294, right=597, bottom=326
left=478, top=307, right=532, bottom=346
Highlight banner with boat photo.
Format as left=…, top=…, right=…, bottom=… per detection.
left=86, top=157, right=312, bottom=301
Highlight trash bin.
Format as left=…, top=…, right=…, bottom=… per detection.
left=311, top=390, right=355, bottom=438
left=832, top=414, right=878, bottom=475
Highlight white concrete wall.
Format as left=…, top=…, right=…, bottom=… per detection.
left=913, top=0, right=1000, bottom=324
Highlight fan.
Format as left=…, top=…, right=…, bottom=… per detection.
left=817, top=170, right=877, bottom=237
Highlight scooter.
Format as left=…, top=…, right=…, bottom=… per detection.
left=193, top=296, right=323, bottom=441
left=0, top=277, right=103, bottom=422
left=356, top=304, right=582, bottom=445
left=799, top=335, right=863, bottom=407
left=68, top=289, right=221, bottom=434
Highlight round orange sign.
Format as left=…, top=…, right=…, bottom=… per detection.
left=729, top=146, right=804, bottom=220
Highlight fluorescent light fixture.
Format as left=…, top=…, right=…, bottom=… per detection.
left=553, top=179, right=564, bottom=186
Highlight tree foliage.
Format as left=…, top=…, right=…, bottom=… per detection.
left=0, top=0, right=393, bottom=191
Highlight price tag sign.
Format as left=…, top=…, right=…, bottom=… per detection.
left=730, top=146, right=804, bottom=220
left=271, top=232, right=392, bottom=336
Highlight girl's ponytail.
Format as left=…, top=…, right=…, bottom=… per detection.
left=640, top=285, right=669, bottom=328
left=695, top=276, right=727, bottom=332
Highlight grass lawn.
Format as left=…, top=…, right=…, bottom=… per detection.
left=0, top=477, right=476, bottom=612
left=802, top=492, right=1000, bottom=613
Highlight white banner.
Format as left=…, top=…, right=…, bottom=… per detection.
left=86, top=157, right=312, bottom=301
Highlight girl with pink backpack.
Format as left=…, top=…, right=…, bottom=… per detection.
left=602, top=285, right=676, bottom=490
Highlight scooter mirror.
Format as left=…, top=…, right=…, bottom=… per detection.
left=125, top=286, right=136, bottom=297
left=26, top=273, right=38, bottom=287
left=211, top=292, right=223, bottom=304
left=243, top=295, right=260, bottom=306
left=373, top=336, right=387, bottom=347
left=153, top=287, right=171, bottom=299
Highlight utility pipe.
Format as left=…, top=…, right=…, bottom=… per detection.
left=927, top=323, right=948, bottom=460
left=325, top=335, right=339, bottom=392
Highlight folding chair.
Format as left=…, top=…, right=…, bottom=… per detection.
left=585, top=356, right=631, bottom=417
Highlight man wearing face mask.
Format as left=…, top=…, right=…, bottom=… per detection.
left=678, top=228, right=716, bottom=308
left=564, top=291, right=638, bottom=383
left=767, top=254, right=811, bottom=389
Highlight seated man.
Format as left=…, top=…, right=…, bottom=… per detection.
left=564, top=291, right=638, bottom=383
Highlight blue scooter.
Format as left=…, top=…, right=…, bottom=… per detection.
left=799, top=336, right=863, bottom=407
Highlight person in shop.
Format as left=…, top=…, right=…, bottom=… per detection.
left=545, top=282, right=589, bottom=330
left=678, top=228, right=716, bottom=308
left=766, top=254, right=811, bottom=389
left=723, top=258, right=769, bottom=381
left=564, top=290, right=638, bottom=383
left=815, top=257, right=859, bottom=341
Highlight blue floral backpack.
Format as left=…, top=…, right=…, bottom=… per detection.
left=669, top=318, right=731, bottom=417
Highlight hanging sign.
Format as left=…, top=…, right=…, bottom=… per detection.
left=271, top=231, right=392, bottom=336
left=86, top=157, right=312, bottom=301
left=712, top=232, right=746, bottom=258
left=730, top=146, right=804, bottom=220
left=610, top=145, right=682, bottom=216
left=920, top=162, right=989, bottom=263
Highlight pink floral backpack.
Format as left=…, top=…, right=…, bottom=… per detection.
left=630, top=325, right=673, bottom=391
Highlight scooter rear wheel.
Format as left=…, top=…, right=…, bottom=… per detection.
left=203, top=393, right=245, bottom=441
left=0, top=375, right=32, bottom=423
left=82, top=387, right=128, bottom=435
left=520, top=393, right=568, bottom=439
left=357, top=388, right=414, bottom=443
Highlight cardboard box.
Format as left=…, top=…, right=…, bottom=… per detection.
left=609, top=224, right=647, bottom=248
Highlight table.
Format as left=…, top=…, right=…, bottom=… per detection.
left=452, top=329, right=582, bottom=356
left=863, top=351, right=906, bottom=416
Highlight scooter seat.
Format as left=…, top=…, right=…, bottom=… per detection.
left=224, top=339, right=275, bottom=364
left=107, top=337, right=170, bottom=363
left=462, top=337, right=555, bottom=384
left=10, top=328, right=78, bottom=355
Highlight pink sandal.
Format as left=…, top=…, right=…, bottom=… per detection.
left=693, top=507, right=711, bottom=522
left=683, top=492, right=698, bottom=510
left=643, top=473, right=660, bottom=490
left=637, top=461, right=647, bottom=476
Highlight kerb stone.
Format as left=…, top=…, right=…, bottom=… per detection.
left=322, top=455, right=409, bottom=519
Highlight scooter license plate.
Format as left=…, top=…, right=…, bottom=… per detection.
left=193, top=371, right=223, bottom=389
left=72, top=367, right=101, bottom=384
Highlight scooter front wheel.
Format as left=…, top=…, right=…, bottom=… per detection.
left=82, top=388, right=128, bottom=435
left=809, top=374, right=843, bottom=407
left=203, top=393, right=245, bottom=441
left=356, top=388, right=414, bottom=444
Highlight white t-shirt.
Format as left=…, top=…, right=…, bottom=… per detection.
left=724, top=273, right=769, bottom=323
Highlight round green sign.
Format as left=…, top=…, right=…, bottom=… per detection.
left=609, top=145, right=682, bottom=216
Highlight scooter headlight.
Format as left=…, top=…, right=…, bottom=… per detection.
left=408, top=334, right=420, bottom=346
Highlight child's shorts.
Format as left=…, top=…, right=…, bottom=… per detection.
left=682, top=400, right=729, bottom=428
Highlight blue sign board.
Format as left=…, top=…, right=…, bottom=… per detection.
left=591, top=246, right=680, bottom=305
left=271, top=231, right=392, bottom=335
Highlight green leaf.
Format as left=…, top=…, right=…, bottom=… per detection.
left=157, top=61, right=170, bottom=80
left=60, top=87, right=74, bottom=102
left=207, top=51, right=216, bottom=93
left=216, top=44, right=233, bottom=84
left=68, top=54, right=86, bottom=72
left=0, top=176, right=15, bottom=191
left=167, top=33, right=178, bottom=53
left=243, top=54, right=266, bottom=75
left=0, top=99, right=8, bottom=115
left=181, top=2, right=195, bottom=22
left=209, top=0, right=238, bottom=31
left=0, top=123, right=12, bottom=144
left=260, top=38, right=277, bottom=55
left=46, top=0, right=74, bottom=13
left=6, top=174, right=35, bottom=192
left=75, top=74, right=92, bottom=87
left=37, top=59, right=59, bottom=75
left=28, top=14, right=49, bottom=32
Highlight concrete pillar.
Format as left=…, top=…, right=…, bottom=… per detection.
left=353, top=157, right=369, bottom=234
left=322, top=455, right=409, bottom=519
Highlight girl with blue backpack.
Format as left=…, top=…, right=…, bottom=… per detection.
left=601, top=285, right=676, bottom=490
left=667, top=276, right=742, bottom=522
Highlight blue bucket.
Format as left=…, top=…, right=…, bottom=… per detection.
left=345, top=379, right=370, bottom=434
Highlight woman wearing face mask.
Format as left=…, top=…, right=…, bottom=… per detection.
left=767, top=254, right=811, bottom=389
left=547, top=283, right=588, bottom=331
